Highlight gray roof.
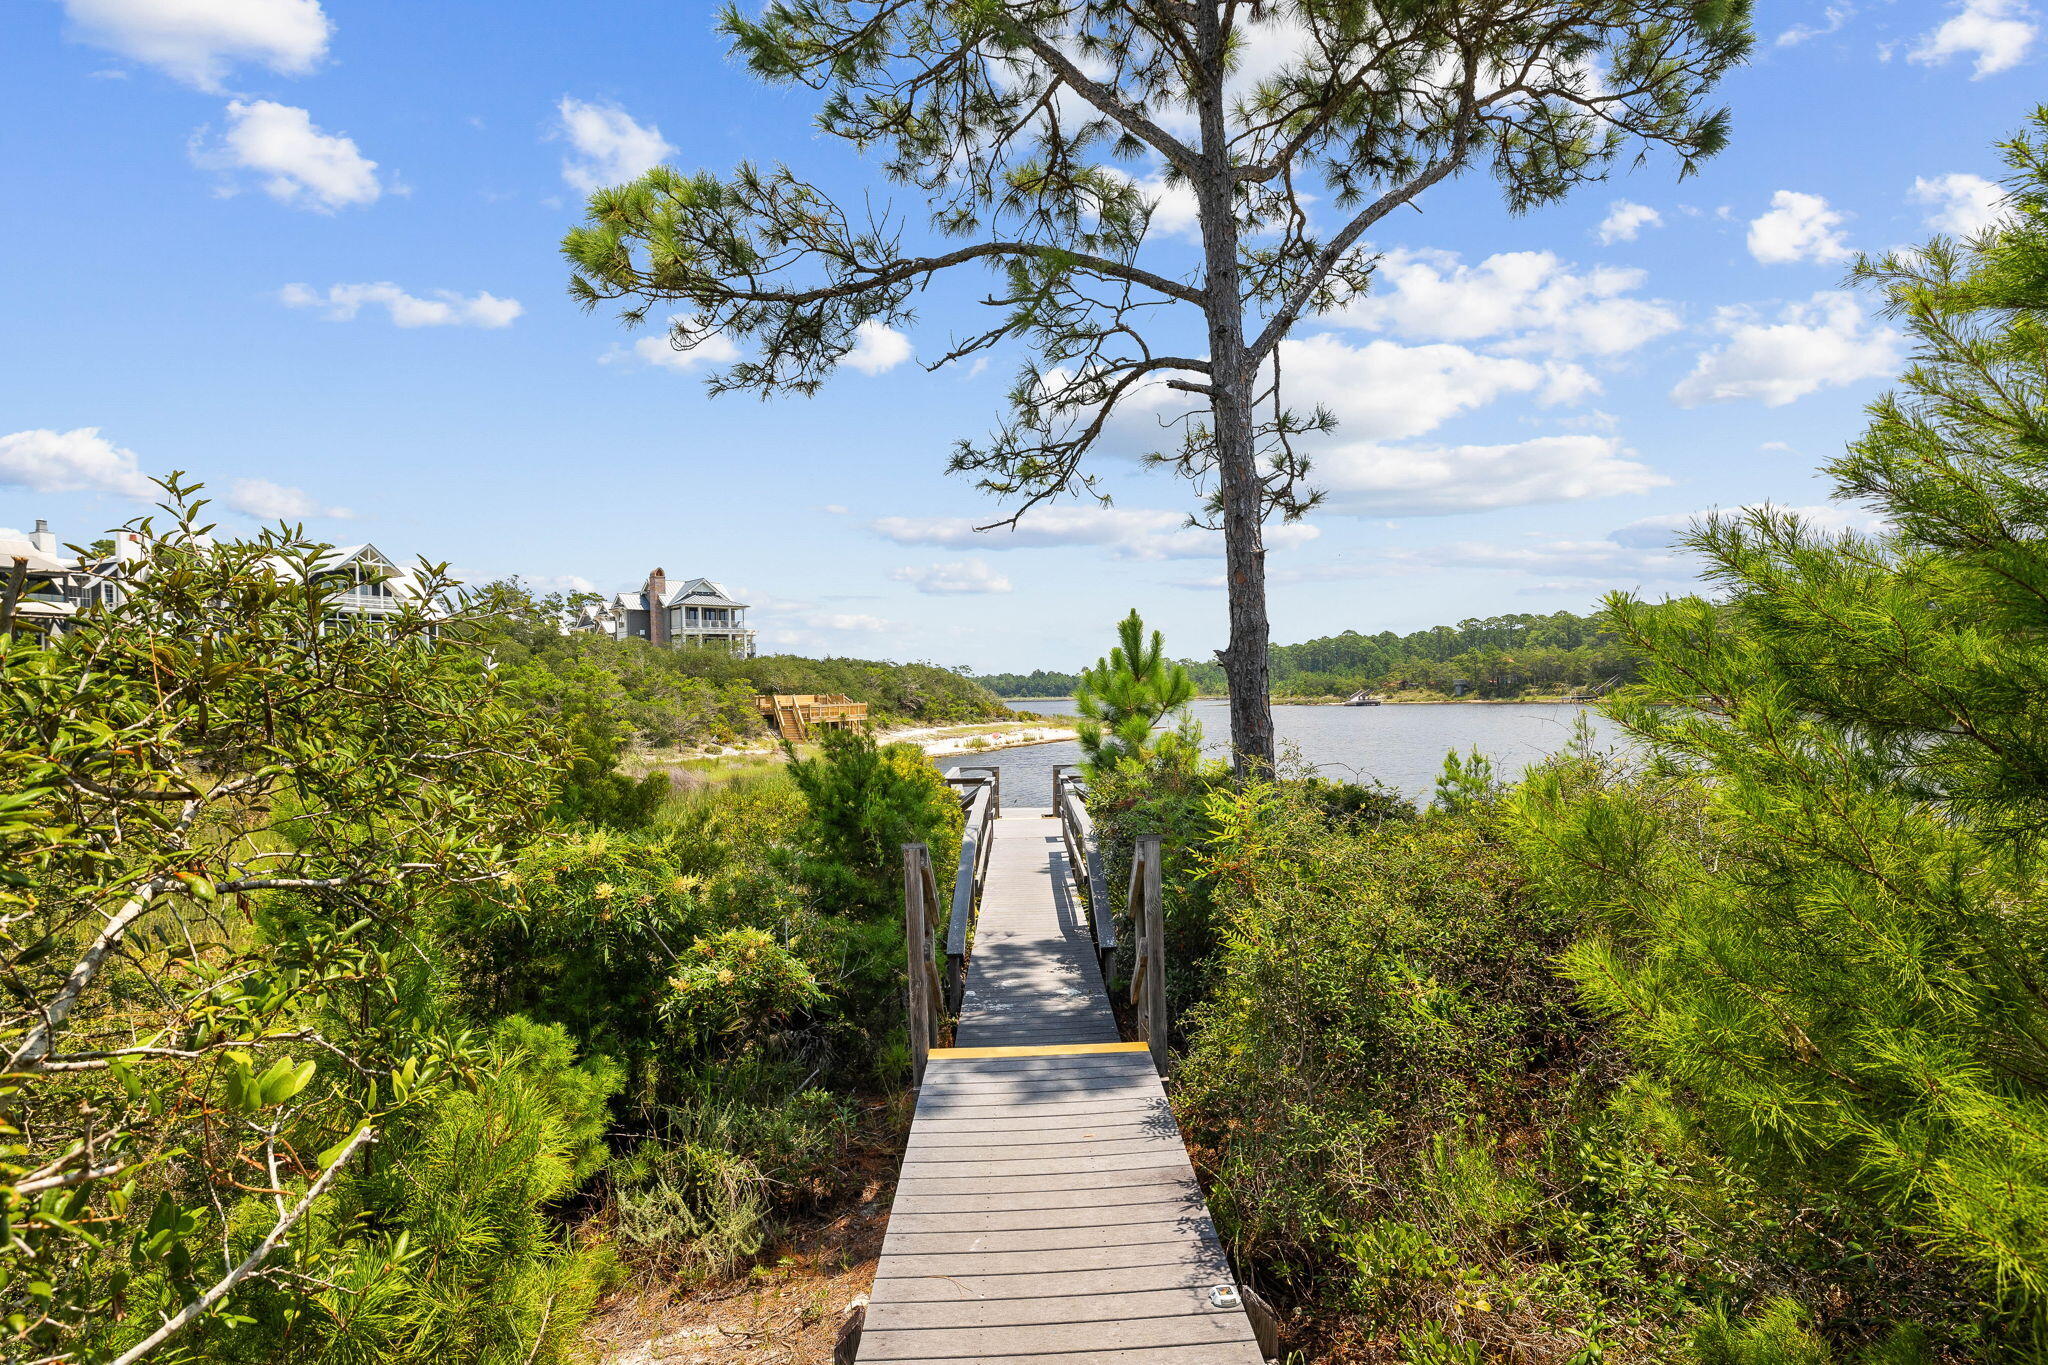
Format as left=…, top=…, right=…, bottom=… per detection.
left=615, top=577, right=749, bottom=611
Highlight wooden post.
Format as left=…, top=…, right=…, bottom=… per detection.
left=1136, top=835, right=1166, bottom=1075
left=904, top=843, right=932, bottom=1086
left=0, top=556, right=27, bottom=635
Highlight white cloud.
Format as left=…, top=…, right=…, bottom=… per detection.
left=1595, top=200, right=1663, bottom=244
left=1911, top=172, right=2006, bottom=235
left=522, top=573, right=598, bottom=596
left=1746, top=190, right=1851, bottom=265
left=843, top=320, right=913, bottom=375
left=280, top=282, right=523, bottom=328
left=0, top=427, right=155, bottom=498
left=1266, top=502, right=1887, bottom=594
left=227, top=477, right=350, bottom=520
left=1312, top=435, right=1667, bottom=516
left=557, top=97, right=674, bottom=194
left=1911, top=0, right=2037, bottom=76
left=891, top=560, right=1014, bottom=595
left=1110, top=166, right=1201, bottom=240
left=1776, top=4, right=1853, bottom=46
left=1335, top=248, right=1681, bottom=357
left=606, top=331, right=742, bottom=372
left=1275, top=334, right=1590, bottom=443
left=872, top=506, right=1320, bottom=561
left=193, top=100, right=382, bottom=211
left=59, top=0, right=330, bottom=91
left=797, top=610, right=894, bottom=633
left=1671, top=292, right=1901, bottom=408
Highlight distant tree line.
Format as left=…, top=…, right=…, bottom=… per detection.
left=974, top=609, right=1638, bottom=700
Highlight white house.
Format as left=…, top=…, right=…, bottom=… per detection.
left=0, top=519, right=143, bottom=636
left=2, top=519, right=429, bottom=636
left=305, top=543, right=430, bottom=625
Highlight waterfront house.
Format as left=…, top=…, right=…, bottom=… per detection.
left=573, top=568, right=756, bottom=657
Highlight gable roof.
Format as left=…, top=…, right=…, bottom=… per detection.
left=0, top=537, right=74, bottom=576
left=613, top=578, right=749, bottom=611
left=666, top=577, right=746, bottom=608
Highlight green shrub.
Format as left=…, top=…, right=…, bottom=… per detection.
left=442, top=780, right=811, bottom=1077
left=1513, top=112, right=2048, bottom=1352
left=661, top=927, right=827, bottom=1051
left=606, top=1090, right=857, bottom=1285
left=785, top=726, right=963, bottom=917
left=191, top=1018, right=621, bottom=1365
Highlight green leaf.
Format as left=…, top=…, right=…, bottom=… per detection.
left=317, top=1122, right=370, bottom=1170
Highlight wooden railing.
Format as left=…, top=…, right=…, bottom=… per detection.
left=901, top=768, right=1003, bottom=1081
left=947, top=763, right=1001, bottom=818
left=1126, top=834, right=1167, bottom=1075
left=1051, top=765, right=1114, bottom=979
left=940, top=771, right=998, bottom=1012
left=901, top=842, right=948, bottom=1085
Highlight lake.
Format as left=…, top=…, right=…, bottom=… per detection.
left=954, top=698, right=1626, bottom=808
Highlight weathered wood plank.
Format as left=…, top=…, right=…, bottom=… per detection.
left=853, top=1286, right=1236, bottom=1330
left=867, top=1260, right=1234, bottom=1303
left=880, top=1196, right=1205, bottom=1233
left=858, top=1312, right=1260, bottom=1360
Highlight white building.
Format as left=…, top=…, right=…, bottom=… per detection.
left=573, top=567, right=756, bottom=656
left=2, top=519, right=428, bottom=636
left=0, top=520, right=143, bottom=636
left=306, top=543, right=431, bottom=625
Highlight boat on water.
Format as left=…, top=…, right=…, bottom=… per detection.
left=1344, top=691, right=1384, bottom=707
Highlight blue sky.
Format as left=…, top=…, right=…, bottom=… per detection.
left=0, top=0, right=2037, bottom=672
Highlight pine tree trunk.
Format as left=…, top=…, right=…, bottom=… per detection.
left=1215, top=400, right=1275, bottom=776
left=1194, top=6, right=1276, bottom=777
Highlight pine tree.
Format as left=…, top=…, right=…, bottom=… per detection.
left=562, top=1, right=1750, bottom=774
left=1517, top=112, right=2048, bottom=1321
left=1075, top=609, right=1196, bottom=772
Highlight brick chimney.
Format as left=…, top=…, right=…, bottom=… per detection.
left=644, top=567, right=668, bottom=646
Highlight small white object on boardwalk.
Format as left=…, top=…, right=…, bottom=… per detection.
left=860, top=811, right=1264, bottom=1364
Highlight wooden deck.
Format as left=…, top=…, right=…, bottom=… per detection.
left=860, top=811, right=1265, bottom=1364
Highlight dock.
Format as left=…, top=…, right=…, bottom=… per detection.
left=859, top=807, right=1265, bottom=1364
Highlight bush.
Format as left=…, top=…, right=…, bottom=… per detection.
left=606, top=1089, right=857, bottom=1285
left=785, top=726, right=963, bottom=918
left=1086, top=746, right=1412, bottom=1020
left=1159, top=768, right=1979, bottom=1361
left=192, top=1017, right=621, bottom=1365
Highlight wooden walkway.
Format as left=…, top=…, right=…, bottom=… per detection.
left=860, top=810, right=1265, bottom=1364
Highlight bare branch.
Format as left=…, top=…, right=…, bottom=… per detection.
left=107, top=1125, right=379, bottom=1365
left=8, top=879, right=169, bottom=1072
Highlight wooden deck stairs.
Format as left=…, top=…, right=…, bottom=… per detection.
left=754, top=692, right=869, bottom=742
left=860, top=797, right=1267, bottom=1364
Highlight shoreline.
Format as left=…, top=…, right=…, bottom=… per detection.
left=886, top=721, right=1079, bottom=758
left=625, top=717, right=1080, bottom=774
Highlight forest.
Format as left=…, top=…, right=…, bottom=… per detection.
left=974, top=608, right=1637, bottom=700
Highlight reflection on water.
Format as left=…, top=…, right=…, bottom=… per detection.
left=952, top=697, right=1625, bottom=808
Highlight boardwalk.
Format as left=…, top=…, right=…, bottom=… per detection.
left=860, top=810, right=1265, bottom=1364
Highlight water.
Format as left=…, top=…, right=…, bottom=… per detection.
left=951, top=698, right=1625, bottom=808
